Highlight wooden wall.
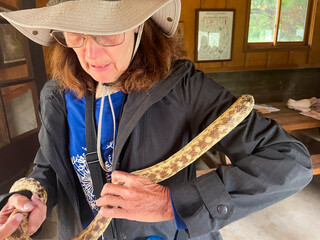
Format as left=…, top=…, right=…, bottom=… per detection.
left=181, top=0, right=320, bottom=72
left=1, top=0, right=18, bottom=8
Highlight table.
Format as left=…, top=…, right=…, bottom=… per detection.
left=262, top=102, right=320, bottom=132
left=262, top=102, right=320, bottom=175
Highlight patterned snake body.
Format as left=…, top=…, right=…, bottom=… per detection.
left=7, top=94, right=254, bottom=240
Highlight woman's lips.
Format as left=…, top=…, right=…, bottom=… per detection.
left=89, top=63, right=111, bottom=72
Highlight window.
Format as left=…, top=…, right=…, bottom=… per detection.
left=245, top=0, right=316, bottom=49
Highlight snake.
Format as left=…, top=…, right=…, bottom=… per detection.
left=6, top=94, right=254, bottom=240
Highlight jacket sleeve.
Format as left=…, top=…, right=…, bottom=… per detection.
left=170, top=62, right=313, bottom=238
left=27, top=80, right=75, bottom=215
left=25, top=81, right=64, bottom=214
left=28, top=141, right=58, bottom=214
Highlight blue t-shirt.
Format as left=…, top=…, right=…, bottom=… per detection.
left=65, top=90, right=125, bottom=214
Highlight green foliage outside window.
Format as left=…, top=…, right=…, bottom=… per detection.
left=248, top=0, right=309, bottom=43
left=278, top=0, right=309, bottom=42
left=248, top=0, right=278, bottom=42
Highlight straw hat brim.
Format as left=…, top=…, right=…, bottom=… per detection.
left=0, top=0, right=180, bottom=46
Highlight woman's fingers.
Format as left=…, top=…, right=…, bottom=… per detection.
left=96, top=193, right=124, bottom=207
left=1, top=194, right=47, bottom=236
left=7, top=194, right=35, bottom=213
left=27, top=194, right=47, bottom=235
left=0, top=213, right=23, bottom=240
left=99, top=205, right=128, bottom=219
left=97, top=171, right=173, bottom=222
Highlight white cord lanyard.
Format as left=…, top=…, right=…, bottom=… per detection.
left=97, top=85, right=117, bottom=180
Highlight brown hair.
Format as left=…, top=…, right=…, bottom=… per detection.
left=49, top=19, right=184, bottom=98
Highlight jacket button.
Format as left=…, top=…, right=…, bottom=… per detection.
left=217, top=204, right=228, bottom=215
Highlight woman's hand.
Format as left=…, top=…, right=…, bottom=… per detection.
left=0, top=210, right=23, bottom=240
left=0, top=193, right=47, bottom=239
left=97, top=171, right=174, bottom=222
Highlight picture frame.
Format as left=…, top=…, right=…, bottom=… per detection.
left=0, top=3, right=26, bottom=68
left=195, top=9, right=235, bottom=62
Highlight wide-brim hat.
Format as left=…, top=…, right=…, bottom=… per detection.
left=0, top=0, right=181, bottom=46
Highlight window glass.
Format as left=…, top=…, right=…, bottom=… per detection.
left=0, top=23, right=25, bottom=64
left=278, top=0, right=309, bottom=42
left=1, top=82, right=38, bottom=138
left=248, top=0, right=278, bottom=43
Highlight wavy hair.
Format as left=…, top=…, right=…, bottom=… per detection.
left=49, top=19, right=184, bottom=98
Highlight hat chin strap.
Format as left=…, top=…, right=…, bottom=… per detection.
left=132, top=22, right=144, bottom=60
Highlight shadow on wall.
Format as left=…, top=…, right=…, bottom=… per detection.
left=207, top=68, right=320, bottom=103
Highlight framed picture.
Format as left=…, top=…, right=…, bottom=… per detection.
left=0, top=4, right=26, bottom=68
left=195, top=9, right=235, bottom=62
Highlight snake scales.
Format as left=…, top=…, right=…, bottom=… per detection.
left=6, top=94, right=254, bottom=240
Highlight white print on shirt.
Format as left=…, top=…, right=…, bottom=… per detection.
left=71, top=149, right=99, bottom=212
left=105, top=142, right=113, bottom=182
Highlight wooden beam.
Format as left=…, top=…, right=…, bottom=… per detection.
left=311, top=154, right=320, bottom=175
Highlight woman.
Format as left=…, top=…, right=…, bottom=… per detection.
left=0, top=0, right=313, bottom=239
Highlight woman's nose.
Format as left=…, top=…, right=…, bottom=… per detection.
left=84, top=36, right=105, bottom=59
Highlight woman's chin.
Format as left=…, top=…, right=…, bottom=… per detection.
left=90, top=74, right=115, bottom=83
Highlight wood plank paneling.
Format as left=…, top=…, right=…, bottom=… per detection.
left=1, top=82, right=30, bottom=104
left=246, top=52, right=268, bottom=67
left=223, top=0, right=246, bottom=69
left=36, top=0, right=48, bottom=8
left=267, top=52, right=290, bottom=68
left=201, top=0, right=226, bottom=8
left=180, top=0, right=201, bottom=62
left=0, top=0, right=18, bottom=8
left=0, top=96, right=9, bottom=148
left=199, top=62, right=223, bottom=70
left=288, top=51, right=309, bottom=66
left=0, top=64, right=28, bottom=81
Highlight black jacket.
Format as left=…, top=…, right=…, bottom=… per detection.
left=1, top=60, right=313, bottom=239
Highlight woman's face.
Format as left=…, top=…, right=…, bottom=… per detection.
left=73, top=28, right=137, bottom=84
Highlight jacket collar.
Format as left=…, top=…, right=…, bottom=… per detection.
left=113, top=60, right=190, bottom=170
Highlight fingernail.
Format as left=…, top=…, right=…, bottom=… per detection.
left=23, top=202, right=33, bottom=210
left=14, top=213, right=23, bottom=222
left=33, top=194, right=44, bottom=203
left=33, top=194, right=40, bottom=199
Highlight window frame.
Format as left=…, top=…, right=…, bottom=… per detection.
left=244, top=0, right=317, bottom=51
left=0, top=79, right=40, bottom=145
